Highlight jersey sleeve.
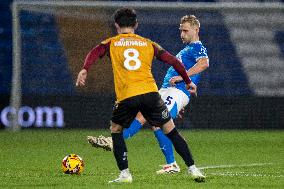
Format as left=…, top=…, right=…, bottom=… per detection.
left=101, top=38, right=112, bottom=45
left=82, top=40, right=110, bottom=71
left=151, top=41, right=166, bottom=59
left=194, top=44, right=208, bottom=61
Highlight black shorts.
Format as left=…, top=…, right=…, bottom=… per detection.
left=111, top=92, right=171, bottom=128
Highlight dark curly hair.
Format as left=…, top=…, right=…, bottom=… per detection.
left=114, top=8, right=137, bottom=28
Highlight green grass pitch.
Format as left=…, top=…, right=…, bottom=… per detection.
left=0, top=129, right=283, bottom=188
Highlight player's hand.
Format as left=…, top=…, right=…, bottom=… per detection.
left=76, top=69, right=87, bottom=87
left=169, top=76, right=182, bottom=86
left=186, top=82, right=197, bottom=96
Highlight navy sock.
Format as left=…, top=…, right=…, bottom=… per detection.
left=123, top=119, right=142, bottom=139
left=111, top=133, right=128, bottom=171
left=154, top=129, right=175, bottom=164
left=166, top=128, right=194, bottom=167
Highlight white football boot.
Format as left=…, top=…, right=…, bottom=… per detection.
left=109, top=169, right=133, bottom=183
left=188, top=165, right=205, bottom=182
left=87, top=135, right=113, bottom=151
left=156, top=162, right=181, bottom=174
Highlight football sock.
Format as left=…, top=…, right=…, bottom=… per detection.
left=111, top=133, right=128, bottom=171
left=189, top=165, right=197, bottom=171
left=154, top=129, right=175, bottom=164
left=123, top=119, right=142, bottom=139
left=166, top=128, right=195, bottom=167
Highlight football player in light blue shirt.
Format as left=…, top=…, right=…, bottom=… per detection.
left=88, top=15, right=209, bottom=177
left=160, top=40, right=208, bottom=119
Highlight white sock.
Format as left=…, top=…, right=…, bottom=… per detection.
left=189, top=165, right=197, bottom=172
left=121, top=168, right=130, bottom=175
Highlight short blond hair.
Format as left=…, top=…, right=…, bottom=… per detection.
left=180, top=15, right=200, bottom=28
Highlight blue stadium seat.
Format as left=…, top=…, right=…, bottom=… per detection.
left=20, top=11, right=74, bottom=95
left=0, top=0, right=12, bottom=95
left=275, top=31, right=284, bottom=57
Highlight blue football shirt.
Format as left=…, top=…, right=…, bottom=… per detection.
left=161, top=41, right=208, bottom=98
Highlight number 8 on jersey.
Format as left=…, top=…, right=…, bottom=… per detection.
left=123, top=48, right=141, bottom=70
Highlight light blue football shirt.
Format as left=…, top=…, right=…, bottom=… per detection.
left=161, top=41, right=208, bottom=98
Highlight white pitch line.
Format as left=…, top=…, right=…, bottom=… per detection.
left=208, top=172, right=284, bottom=178
left=199, top=163, right=274, bottom=170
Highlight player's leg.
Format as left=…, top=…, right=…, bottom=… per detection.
left=108, top=98, right=140, bottom=183
left=87, top=112, right=146, bottom=151
left=152, top=126, right=180, bottom=174
left=109, top=121, right=132, bottom=183
left=123, top=112, right=146, bottom=139
left=154, top=88, right=189, bottom=173
left=141, top=92, right=204, bottom=182
left=162, top=120, right=205, bottom=182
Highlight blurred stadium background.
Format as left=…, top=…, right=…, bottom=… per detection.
left=0, top=0, right=283, bottom=130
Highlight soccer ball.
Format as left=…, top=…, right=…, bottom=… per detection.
left=61, top=154, right=84, bottom=175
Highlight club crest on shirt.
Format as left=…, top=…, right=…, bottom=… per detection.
left=113, top=102, right=119, bottom=110
left=162, top=109, right=169, bottom=119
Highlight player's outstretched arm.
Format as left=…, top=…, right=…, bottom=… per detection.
left=76, top=43, right=109, bottom=87
left=76, top=69, right=87, bottom=87
left=186, top=57, right=209, bottom=77
left=169, top=57, right=209, bottom=86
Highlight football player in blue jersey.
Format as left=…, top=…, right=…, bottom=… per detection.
left=88, top=15, right=209, bottom=179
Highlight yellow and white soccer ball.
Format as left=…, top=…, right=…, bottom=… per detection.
left=61, top=154, right=84, bottom=175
